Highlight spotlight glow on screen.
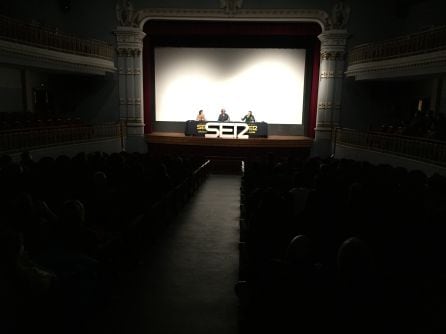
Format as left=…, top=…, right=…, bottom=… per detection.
left=154, top=47, right=306, bottom=124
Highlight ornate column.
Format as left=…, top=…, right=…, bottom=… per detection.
left=313, top=29, right=349, bottom=158
left=312, top=0, right=350, bottom=158
left=114, top=26, right=146, bottom=152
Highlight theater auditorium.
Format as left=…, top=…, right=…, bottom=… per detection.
left=1, top=0, right=446, bottom=333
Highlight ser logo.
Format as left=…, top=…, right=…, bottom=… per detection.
left=248, top=125, right=258, bottom=134
left=196, top=123, right=207, bottom=134
left=204, top=122, right=249, bottom=139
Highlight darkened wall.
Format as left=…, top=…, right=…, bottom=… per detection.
left=0, top=67, right=23, bottom=113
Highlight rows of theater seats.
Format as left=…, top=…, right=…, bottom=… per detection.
left=237, top=156, right=446, bottom=333
left=0, top=151, right=209, bottom=334
left=0, top=111, right=85, bottom=130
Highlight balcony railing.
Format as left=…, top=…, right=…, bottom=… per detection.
left=0, top=122, right=125, bottom=153
left=348, top=25, right=446, bottom=65
left=0, top=14, right=113, bottom=60
left=335, top=128, right=446, bottom=166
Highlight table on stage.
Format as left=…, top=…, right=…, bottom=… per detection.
left=184, top=120, right=268, bottom=138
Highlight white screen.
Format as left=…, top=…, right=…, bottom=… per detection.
left=154, top=47, right=306, bottom=124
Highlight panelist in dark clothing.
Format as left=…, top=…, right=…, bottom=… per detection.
left=241, top=111, right=256, bottom=123
left=218, top=109, right=230, bottom=122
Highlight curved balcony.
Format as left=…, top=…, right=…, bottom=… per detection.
left=346, top=26, right=446, bottom=80
left=0, top=14, right=113, bottom=59
left=0, top=14, right=116, bottom=75
left=349, top=26, right=446, bottom=65
left=0, top=121, right=125, bottom=154
left=335, top=128, right=446, bottom=167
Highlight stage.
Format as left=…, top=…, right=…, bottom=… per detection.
left=145, top=132, right=313, bottom=160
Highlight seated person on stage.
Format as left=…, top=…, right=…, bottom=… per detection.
left=241, top=110, right=256, bottom=123
left=196, top=110, right=206, bottom=122
left=218, top=109, right=230, bottom=122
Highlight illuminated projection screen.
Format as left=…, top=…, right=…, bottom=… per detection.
left=154, top=47, right=306, bottom=125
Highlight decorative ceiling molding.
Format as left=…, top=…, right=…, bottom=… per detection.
left=134, top=8, right=330, bottom=31
left=345, top=49, right=446, bottom=80
left=327, top=0, right=350, bottom=30
left=116, top=0, right=138, bottom=27
left=0, top=39, right=116, bottom=75
left=220, top=0, right=243, bottom=14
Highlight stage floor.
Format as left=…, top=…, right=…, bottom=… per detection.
left=146, top=132, right=313, bottom=159
left=146, top=132, right=313, bottom=147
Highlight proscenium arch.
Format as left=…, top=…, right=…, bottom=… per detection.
left=136, top=8, right=329, bottom=31
left=135, top=8, right=329, bottom=137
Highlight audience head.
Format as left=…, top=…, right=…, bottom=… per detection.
left=407, top=169, right=427, bottom=187
left=286, top=235, right=312, bottom=264
left=347, top=182, right=364, bottom=206
left=0, top=154, right=12, bottom=168
left=337, top=237, right=374, bottom=282
left=20, top=151, right=33, bottom=164
left=0, top=229, right=24, bottom=269
left=2, top=161, right=23, bottom=179
left=93, top=171, right=107, bottom=187
left=61, top=199, right=85, bottom=229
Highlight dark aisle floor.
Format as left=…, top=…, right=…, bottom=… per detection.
left=125, top=174, right=241, bottom=334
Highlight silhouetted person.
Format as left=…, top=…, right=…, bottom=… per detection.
left=218, top=108, right=230, bottom=122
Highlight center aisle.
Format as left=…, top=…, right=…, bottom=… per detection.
left=137, top=174, right=241, bottom=334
